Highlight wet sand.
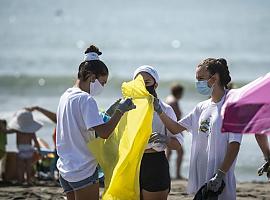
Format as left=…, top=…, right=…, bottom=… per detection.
left=0, top=180, right=269, bottom=200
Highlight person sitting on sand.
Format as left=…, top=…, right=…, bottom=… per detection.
left=56, top=44, right=135, bottom=200
left=153, top=58, right=242, bottom=200
left=8, top=109, right=42, bottom=185
left=133, top=65, right=184, bottom=200
left=165, top=83, right=185, bottom=180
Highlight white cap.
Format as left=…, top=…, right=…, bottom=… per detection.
left=8, top=110, right=43, bottom=133
left=133, top=65, right=159, bottom=83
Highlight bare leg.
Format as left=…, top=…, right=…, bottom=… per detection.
left=166, top=148, right=172, bottom=177
left=17, top=157, right=25, bottom=184
left=166, top=148, right=172, bottom=160
left=74, top=183, right=99, bottom=200
left=176, top=146, right=184, bottom=179
left=26, top=158, right=33, bottom=184
left=141, top=189, right=169, bottom=200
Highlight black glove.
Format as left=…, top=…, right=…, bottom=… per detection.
left=116, top=98, right=136, bottom=114
left=106, top=99, right=121, bottom=116
left=153, top=98, right=163, bottom=115
left=207, top=169, right=226, bottom=193
left=148, top=132, right=169, bottom=145
left=258, top=159, right=270, bottom=180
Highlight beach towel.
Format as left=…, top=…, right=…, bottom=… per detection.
left=221, top=73, right=270, bottom=134
left=88, top=75, right=154, bottom=200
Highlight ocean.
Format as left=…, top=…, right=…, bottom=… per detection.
left=0, top=0, right=270, bottom=182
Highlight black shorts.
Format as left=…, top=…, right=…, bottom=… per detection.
left=140, top=151, right=171, bottom=192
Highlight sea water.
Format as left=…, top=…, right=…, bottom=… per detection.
left=0, top=0, right=270, bottom=182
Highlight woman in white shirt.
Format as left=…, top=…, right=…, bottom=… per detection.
left=56, top=45, right=135, bottom=200
left=133, top=65, right=184, bottom=200
left=153, top=58, right=242, bottom=200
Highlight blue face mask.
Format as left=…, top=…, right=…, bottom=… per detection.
left=195, top=80, right=213, bottom=96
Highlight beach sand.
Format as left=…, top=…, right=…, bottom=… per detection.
left=0, top=180, right=269, bottom=200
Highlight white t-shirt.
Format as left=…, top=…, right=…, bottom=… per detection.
left=179, top=94, right=242, bottom=200
left=56, top=87, right=104, bottom=182
left=147, top=101, right=184, bottom=151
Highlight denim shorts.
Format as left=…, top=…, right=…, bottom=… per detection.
left=59, top=168, right=99, bottom=193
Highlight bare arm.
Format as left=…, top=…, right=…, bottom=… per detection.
left=169, top=101, right=181, bottom=121
left=220, top=142, right=240, bottom=173
left=93, top=98, right=135, bottom=139
left=255, top=134, right=270, bottom=159
left=32, top=134, right=41, bottom=152
left=154, top=98, right=186, bottom=134
left=1, top=129, right=16, bottom=134
left=92, top=110, right=123, bottom=139
left=158, top=112, right=186, bottom=134
left=26, top=106, right=57, bottom=123
left=167, top=137, right=181, bottom=150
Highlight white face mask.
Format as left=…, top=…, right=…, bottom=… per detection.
left=90, top=79, right=104, bottom=96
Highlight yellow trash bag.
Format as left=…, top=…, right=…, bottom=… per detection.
left=88, top=75, right=153, bottom=200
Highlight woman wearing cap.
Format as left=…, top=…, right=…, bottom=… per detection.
left=56, top=45, right=135, bottom=200
left=133, top=65, right=183, bottom=200
left=153, top=58, right=242, bottom=200
left=8, top=109, right=42, bottom=185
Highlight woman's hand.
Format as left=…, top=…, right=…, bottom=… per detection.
left=106, top=99, right=121, bottom=116
left=25, top=106, right=39, bottom=112
left=116, top=98, right=136, bottom=114
left=148, top=132, right=170, bottom=145
left=153, top=98, right=163, bottom=115
left=258, top=158, right=270, bottom=180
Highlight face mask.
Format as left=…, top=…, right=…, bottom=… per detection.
left=195, top=80, right=213, bottom=96
left=90, top=79, right=104, bottom=96
left=146, top=85, right=157, bottom=97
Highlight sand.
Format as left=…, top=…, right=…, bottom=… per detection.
left=0, top=180, right=269, bottom=200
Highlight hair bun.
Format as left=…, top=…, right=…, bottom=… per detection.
left=217, top=58, right=227, bottom=66
left=85, top=45, right=102, bottom=55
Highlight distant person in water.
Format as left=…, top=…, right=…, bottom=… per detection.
left=165, top=83, right=185, bottom=179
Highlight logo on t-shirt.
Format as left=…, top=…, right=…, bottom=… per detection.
left=199, top=118, right=210, bottom=136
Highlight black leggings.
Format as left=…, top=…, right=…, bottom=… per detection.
left=140, top=151, right=171, bottom=192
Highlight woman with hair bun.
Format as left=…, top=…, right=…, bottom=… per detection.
left=153, top=58, right=242, bottom=200
left=56, top=45, right=135, bottom=200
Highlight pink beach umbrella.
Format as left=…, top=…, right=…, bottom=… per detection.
left=221, top=73, right=270, bottom=134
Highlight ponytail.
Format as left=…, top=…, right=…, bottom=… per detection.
left=199, top=58, right=231, bottom=88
